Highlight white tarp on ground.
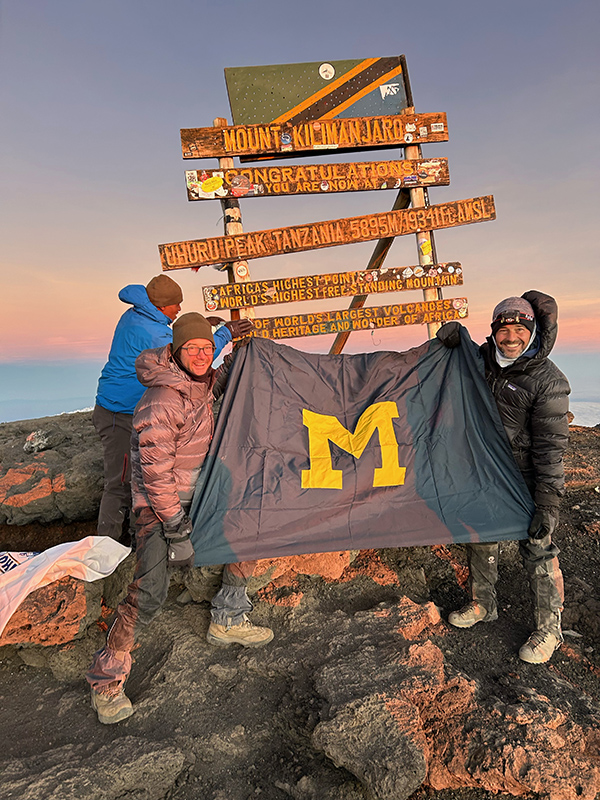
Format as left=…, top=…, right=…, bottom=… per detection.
left=0, top=536, right=130, bottom=636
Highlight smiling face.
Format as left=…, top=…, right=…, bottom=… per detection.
left=178, top=338, right=214, bottom=376
left=494, top=324, right=531, bottom=358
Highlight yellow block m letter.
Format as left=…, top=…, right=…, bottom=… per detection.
left=302, top=401, right=406, bottom=489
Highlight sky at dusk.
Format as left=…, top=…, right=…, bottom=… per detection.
left=1, top=0, right=599, bottom=420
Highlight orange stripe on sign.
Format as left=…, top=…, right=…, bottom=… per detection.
left=322, top=64, right=405, bottom=119
left=271, top=58, right=380, bottom=124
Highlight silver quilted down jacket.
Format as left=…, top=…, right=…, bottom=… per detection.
left=130, top=344, right=228, bottom=522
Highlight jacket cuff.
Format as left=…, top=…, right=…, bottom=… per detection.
left=534, top=491, right=561, bottom=509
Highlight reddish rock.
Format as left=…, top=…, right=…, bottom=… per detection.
left=313, top=598, right=600, bottom=800
left=0, top=576, right=100, bottom=646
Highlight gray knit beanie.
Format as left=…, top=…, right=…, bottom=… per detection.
left=491, top=296, right=535, bottom=336
left=172, top=312, right=215, bottom=352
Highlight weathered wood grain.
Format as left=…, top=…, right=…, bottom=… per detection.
left=202, top=263, right=463, bottom=311
left=249, top=298, right=468, bottom=340
left=185, top=158, right=449, bottom=200
left=181, top=112, right=448, bottom=159
left=159, top=197, right=495, bottom=270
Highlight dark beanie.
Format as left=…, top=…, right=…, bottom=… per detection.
left=491, top=296, right=535, bottom=337
left=146, top=275, right=183, bottom=307
left=172, top=312, right=215, bottom=352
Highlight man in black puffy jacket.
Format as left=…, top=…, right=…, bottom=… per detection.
left=437, top=291, right=570, bottom=664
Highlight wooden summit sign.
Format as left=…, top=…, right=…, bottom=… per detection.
left=250, top=297, right=468, bottom=341
left=203, top=263, right=463, bottom=311
left=181, top=112, right=447, bottom=160
left=159, top=197, right=495, bottom=270
left=185, top=158, right=449, bottom=201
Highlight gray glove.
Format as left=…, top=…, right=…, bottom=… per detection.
left=528, top=507, right=559, bottom=540
left=436, top=321, right=461, bottom=348
left=163, top=513, right=195, bottom=568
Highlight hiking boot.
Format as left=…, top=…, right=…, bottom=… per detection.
left=519, top=630, right=561, bottom=664
left=90, top=686, right=134, bottom=724
left=448, top=601, right=497, bottom=628
left=206, top=616, right=274, bottom=648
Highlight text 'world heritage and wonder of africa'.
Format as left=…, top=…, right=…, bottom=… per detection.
left=246, top=298, right=468, bottom=341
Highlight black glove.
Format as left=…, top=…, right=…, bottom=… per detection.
left=225, top=318, right=255, bottom=339
left=205, top=316, right=225, bottom=328
left=163, top=513, right=195, bottom=568
left=528, top=507, right=559, bottom=540
left=436, top=321, right=461, bottom=348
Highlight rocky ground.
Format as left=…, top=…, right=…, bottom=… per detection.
left=0, top=418, right=599, bottom=800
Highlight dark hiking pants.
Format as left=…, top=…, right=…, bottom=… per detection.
left=86, top=505, right=257, bottom=692
left=92, top=404, right=133, bottom=541
left=466, top=534, right=563, bottom=635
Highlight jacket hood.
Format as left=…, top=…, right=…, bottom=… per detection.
left=119, top=284, right=172, bottom=325
left=135, top=345, right=215, bottom=392
left=520, top=290, right=559, bottom=359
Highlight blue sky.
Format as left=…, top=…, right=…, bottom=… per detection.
left=0, top=0, right=599, bottom=419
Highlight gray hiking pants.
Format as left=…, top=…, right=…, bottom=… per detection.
left=86, top=504, right=257, bottom=692
left=466, top=534, right=564, bottom=634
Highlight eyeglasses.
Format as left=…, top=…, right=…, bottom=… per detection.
left=181, top=345, right=215, bottom=356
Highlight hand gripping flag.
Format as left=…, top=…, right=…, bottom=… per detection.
left=190, top=330, right=534, bottom=565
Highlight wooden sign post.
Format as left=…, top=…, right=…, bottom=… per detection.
left=162, top=56, right=496, bottom=352
left=213, top=117, right=254, bottom=322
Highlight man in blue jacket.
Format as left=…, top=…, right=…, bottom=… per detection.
left=93, top=274, right=241, bottom=541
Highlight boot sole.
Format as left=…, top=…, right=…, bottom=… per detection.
left=206, top=631, right=274, bottom=648
left=448, top=612, right=498, bottom=629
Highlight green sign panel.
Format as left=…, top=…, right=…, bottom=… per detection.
left=225, top=56, right=412, bottom=126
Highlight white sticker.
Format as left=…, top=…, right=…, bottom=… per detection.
left=419, top=126, right=428, bottom=137
left=405, top=123, right=416, bottom=132
left=379, top=83, right=401, bottom=99
left=319, top=63, right=335, bottom=80
left=431, top=123, right=445, bottom=133
left=404, top=133, right=414, bottom=143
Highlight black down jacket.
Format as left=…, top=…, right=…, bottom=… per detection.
left=480, top=290, right=570, bottom=508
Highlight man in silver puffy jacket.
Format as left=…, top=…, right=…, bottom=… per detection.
left=86, top=312, right=273, bottom=724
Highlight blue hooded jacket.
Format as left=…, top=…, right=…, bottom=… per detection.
left=96, top=284, right=231, bottom=414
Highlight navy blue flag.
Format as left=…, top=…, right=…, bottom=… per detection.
left=190, top=331, right=534, bottom=565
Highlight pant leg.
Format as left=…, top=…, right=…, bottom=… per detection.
left=93, top=404, right=133, bottom=540
left=210, top=560, right=257, bottom=626
left=519, top=534, right=563, bottom=636
left=466, top=542, right=499, bottom=615
left=86, top=506, right=170, bottom=691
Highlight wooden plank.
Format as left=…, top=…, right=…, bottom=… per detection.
left=159, top=196, right=495, bottom=271
left=249, top=298, right=468, bottom=341
left=185, top=158, right=449, bottom=200
left=202, top=262, right=463, bottom=312
left=180, top=112, right=447, bottom=159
